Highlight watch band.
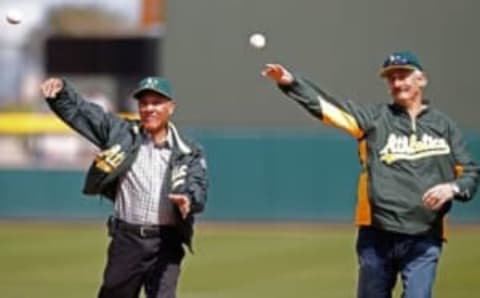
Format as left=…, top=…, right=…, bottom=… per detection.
left=450, top=183, right=461, bottom=195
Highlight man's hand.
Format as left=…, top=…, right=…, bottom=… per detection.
left=422, top=183, right=456, bottom=210
left=261, top=64, right=294, bottom=85
left=169, top=194, right=191, bottom=219
left=40, top=78, right=64, bottom=99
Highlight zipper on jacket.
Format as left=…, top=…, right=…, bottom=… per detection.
left=410, top=117, right=417, bottom=145
left=409, top=104, right=428, bottom=145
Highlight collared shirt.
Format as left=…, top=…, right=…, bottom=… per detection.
left=114, top=131, right=177, bottom=225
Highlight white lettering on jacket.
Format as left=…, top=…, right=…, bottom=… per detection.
left=379, top=134, right=450, bottom=164
left=171, top=165, right=188, bottom=190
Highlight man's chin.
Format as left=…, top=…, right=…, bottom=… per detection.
left=142, top=123, right=163, bottom=133
left=392, top=93, right=410, bottom=103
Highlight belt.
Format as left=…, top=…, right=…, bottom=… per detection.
left=109, top=216, right=175, bottom=238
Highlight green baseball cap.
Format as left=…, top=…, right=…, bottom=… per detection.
left=132, top=77, right=173, bottom=100
left=379, top=51, right=423, bottom=77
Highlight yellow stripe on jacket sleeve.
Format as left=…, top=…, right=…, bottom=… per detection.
left=319, top=98, right=364, bottom=139
left=454, top=165, right=464, bottom=177
left=355, top=139, right=372, bottom=226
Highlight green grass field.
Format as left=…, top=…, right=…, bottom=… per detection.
left=0, top=222, right=479, bottom=298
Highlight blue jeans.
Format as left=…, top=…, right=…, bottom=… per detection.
left=356, top=226, right=442, bottom=298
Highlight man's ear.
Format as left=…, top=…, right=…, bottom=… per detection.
left=417, top=72, right=428, bottom=88
left=168, top=101, right=176, bottom=115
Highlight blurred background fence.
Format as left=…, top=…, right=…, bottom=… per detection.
left=1, top=130, right=479, bottom=222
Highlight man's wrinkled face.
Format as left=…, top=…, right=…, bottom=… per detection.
left=138, top=91, right=175, bottom=134
left=385, top=69, right=426, bottom=106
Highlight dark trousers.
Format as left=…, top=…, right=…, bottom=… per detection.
left=356, top=226, right=442, bottom=298
left=98, top=218, right=185, bottom=298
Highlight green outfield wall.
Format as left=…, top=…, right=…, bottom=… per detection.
left=1, top=131, right=479, bottom=222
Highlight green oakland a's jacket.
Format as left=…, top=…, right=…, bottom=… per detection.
left=279, top=75, right=479, bottom=239
left=46, top=79, right=208, bottom=249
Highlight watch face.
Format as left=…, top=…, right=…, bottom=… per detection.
left=451, top=183, right=460, bottom=194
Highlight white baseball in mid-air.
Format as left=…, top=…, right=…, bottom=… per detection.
left=5, top=9, right=23, bottom=25
left=249, top=33, right=266, bottom=49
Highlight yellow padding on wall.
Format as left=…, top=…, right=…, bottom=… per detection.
left=0, top=113, right=137, bottom=135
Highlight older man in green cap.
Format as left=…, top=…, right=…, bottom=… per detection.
left=41, top=76, right=209, bottom=298
left=262, top=51, right=479, bottom=298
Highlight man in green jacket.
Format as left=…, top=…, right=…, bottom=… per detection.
left=41, top=76, right=208, bottom=298
left=262, top=51, right=479, bottom=298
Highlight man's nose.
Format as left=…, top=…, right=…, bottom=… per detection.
left=144, top=103, right=155, bottom=111
left=392, top=78, right=403, bottom=87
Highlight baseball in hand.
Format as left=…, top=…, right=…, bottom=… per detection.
left=249, top=33, right=266, bottom=49
left=6, top=9, right=23, bottom=25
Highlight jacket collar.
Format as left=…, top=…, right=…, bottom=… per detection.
left=390, top=99, right=430, bottom=116
left=168, top=122, right=192, bottom=155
